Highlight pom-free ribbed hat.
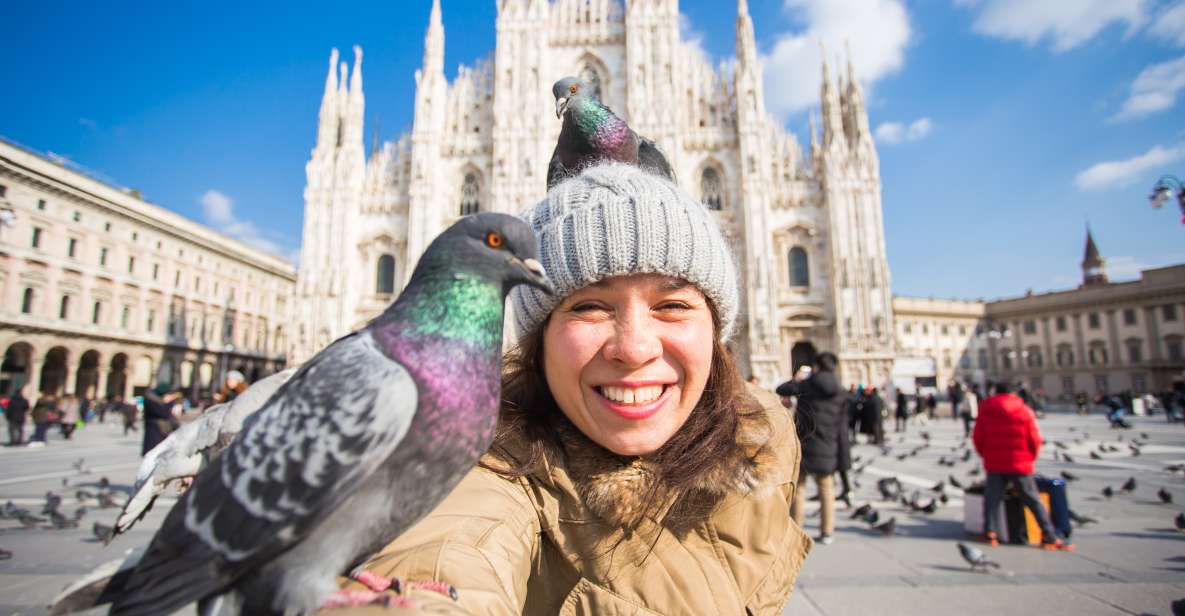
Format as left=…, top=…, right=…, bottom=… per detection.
left=511, top=163, right=739, bottom=342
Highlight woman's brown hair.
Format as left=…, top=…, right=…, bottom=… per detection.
left=487, top=301, right=767, bottom=529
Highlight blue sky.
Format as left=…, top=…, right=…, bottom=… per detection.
left=2, top=0, right=1183, bottom=300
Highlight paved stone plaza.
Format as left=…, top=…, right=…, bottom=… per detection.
left=0, top=409, right=1182, bottom=615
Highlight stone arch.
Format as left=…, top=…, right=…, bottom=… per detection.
left=40, top=346, right=70, bottom=395
left=1, top=342, right=34, bottom=397
left=107, top=353, right=129, bottom=399
left=791, top=341, right=817, bottom=375
left=695, top=158, right=726, bottom=211
left=75, top=350, right=102, bottom=399
left=459, top=167, right=482, bottom=216
left=788, top=246, right=809, bottom=287
left=376, top=254, right=396, bottom=295
left=576, top=52, right=610, bottom=101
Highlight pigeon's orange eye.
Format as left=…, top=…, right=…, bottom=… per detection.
left=569, top=84, right=578, bottom=94
left=485, top=231, right=504, bottom=249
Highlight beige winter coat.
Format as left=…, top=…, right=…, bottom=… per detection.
left=329, top=384, right=810, bottom=615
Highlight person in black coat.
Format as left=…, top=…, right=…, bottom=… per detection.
left=777, top=352, right=846, bottom=544
left=5, top=386, right=29, bottom=445
left=141, top=384, right=181, bottom=456
left=896, top=390, right=909, bottom=432
left=863, top=387, right=885, bottom=445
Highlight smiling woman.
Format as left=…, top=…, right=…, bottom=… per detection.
left=329, top=164, right=809, bottom=615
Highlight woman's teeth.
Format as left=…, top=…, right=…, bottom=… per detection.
left=598, top=385, right=665, bottom=405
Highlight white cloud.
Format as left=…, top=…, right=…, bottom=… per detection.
left=959, top=0, right=1146, bottom=52
left=761, top=0, right=912, bottom=119
left=1149, top=1, right=1185, bottom=47
left=874, top=117, right=933, bottom=144
left=1073, top=142, right=1185, bottom=191
left=200, top=189, right=294, bottom=260
left=1113, top=54, right=1185, bottom=121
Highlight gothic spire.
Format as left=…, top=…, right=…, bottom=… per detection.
left=843, top=39, right=870, bottom=144
left=820, top=41, right=843, bottom=148
left=343, top=46, right=365, bottom=148
left=735, top=0, right=757, bottom=69
left=423, top=0, right=444, bottom=76
left=315, top=48, right=340, bottom=150
left=1081, top=225, right=1108, bottom=286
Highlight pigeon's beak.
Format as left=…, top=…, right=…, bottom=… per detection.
left=518, top=257, right=554, bottom=295
left=555, top=97, right=568, bottom=119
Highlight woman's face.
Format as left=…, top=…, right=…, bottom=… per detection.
left=542, top=274, right=715, bottom=456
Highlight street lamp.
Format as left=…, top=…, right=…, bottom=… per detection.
left=1148, top=175, right=1185, bottom=224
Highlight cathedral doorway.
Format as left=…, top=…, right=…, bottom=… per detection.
left=791, top=342, right=817, bottom=375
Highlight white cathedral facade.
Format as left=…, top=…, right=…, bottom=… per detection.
left=293, top=0, right=897, bottom=388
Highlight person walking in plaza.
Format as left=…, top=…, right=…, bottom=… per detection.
left=835, top=386, right=854, bottom=508
left=948, top=381, right=964, bottom=422
left=29, top=393, right=59, bottom=447
left=59, top=394, right=81, bottom=440
left=141, top=384, right=180, bottom=455
left=1075, top=391, right=1089, bottom=416
left=925, top=392, right=937, bottom=421
left=896, top=389, right=909, bottom=432
left=914, top=391, right=929, bottom=426
left=972, top=381, right=1073, bottom=551
left=5, top=386, right=29, bottom=446
left=116, top=395, right=137, bottom=436
left=778, top=352, right=846, bottom=545
left=859, top=386, right=885, bottom=445
left=960, top=384, right=979, bottom=438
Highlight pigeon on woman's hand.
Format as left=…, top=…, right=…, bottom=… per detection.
left=94, top=214, right=553, bottom=616
left=547, top=77, right=673, bottom=188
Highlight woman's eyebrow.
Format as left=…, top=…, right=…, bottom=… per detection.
left=661, top=279, right=692, bottom=291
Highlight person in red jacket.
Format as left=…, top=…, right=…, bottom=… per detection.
left=972, top=381, right=1073, bottom=550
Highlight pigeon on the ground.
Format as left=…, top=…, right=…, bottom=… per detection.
left=96, top=492, right=119, bottom=510
left=76, top=490, right=95, bottom=501
left=1159, top=488, right=1173, bottom=504
left=1129, top=445, right=1141, bottom=457
left=874, top=517, right=897, bottom=536
left=100, top=214, right=552, bottom=616
left=1090, top=451, right=1103, bottom=460
left=1063, top=454, right=1075, bottom=464
left=1140, top=432, right=1150, bottom=440
left=850, top=504, right=872, bottom=520
left=0, top=548, right=11, bottom=561
left=1061, top=471, right=1079, bottom=482
left=931, top=481, right=945, bottom=493
left=957, top=542, right=1000, bottom=571
left=1103, top=486, right=1114, bottom=498
left=1053, top=441, right=1069, bottom=450
left=72, top=458, right=87, bottom=473
left=43, top=491, right=62, bottom=515
left=1176, top=513, right=1185, bottom=532
left=969, top=468, right=981, bottom=477
left=18, top=513, right=45, bottom=528
left=93, top=522, right=113, bottom=542
left=877, top=477, right=902, bottom=501
left=1069, top=509, right=1097, bottom=525
left=111, top=367, right=296, bottom=539
left=865, top=509, right=881, bottom=525
left=547, top=77, right=673, bottom=188
left=949, top=475, right=964, bottom=490
left=1122, top=477, right=1137, bottom=492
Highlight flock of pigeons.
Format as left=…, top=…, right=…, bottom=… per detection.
left=824, top=425, right=1182, bottom=573
left=0, top=458, right=125, bottom=559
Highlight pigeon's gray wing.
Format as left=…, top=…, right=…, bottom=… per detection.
left=638, top=137, right=674, bottom=182
left=112, top=369, right=296, bottom=537
left=109, top=331, right=417, bottom=616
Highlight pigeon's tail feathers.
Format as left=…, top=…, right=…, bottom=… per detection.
left=109, top=545, right=232, bottom=616
left=198, top=590, right=244, bottom=616
left=638, top=138, right=674, bottom=183
left=49, top=547, right=143, bottom=614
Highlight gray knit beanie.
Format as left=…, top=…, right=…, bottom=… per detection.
left=511, top=163, right=739, bottom=342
